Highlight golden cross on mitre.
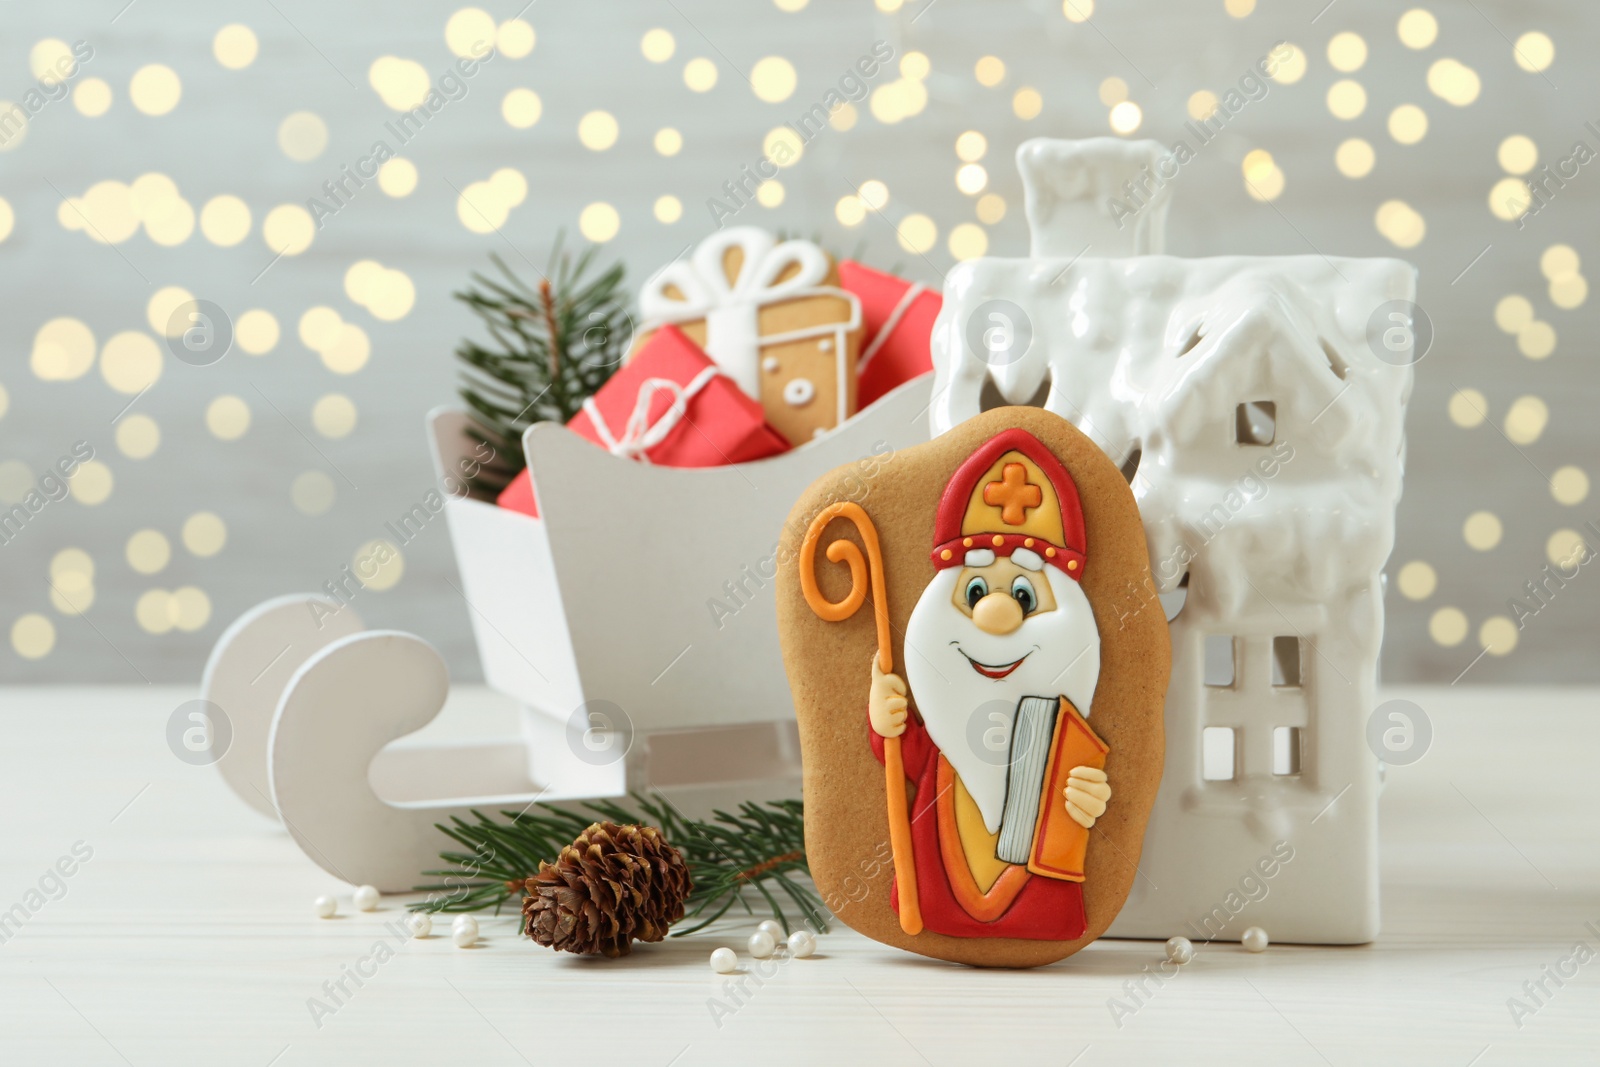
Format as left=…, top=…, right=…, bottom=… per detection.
left=982, top=462, right=1043, bottom=526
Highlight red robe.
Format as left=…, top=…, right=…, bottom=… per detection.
left=869, top=709, right=1087, bottom=941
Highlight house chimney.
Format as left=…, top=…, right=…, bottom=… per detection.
left=1018, top=137, right=1172, bottom=258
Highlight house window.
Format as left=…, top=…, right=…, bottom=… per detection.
left=1119, top=445, right=1142, bottom=485
left=1178, top=324, right=1204, bottom=357
left=1320, top=338, right=1349, bottom=380
left=1160, top=572, right=1189, bottom=622
left=1272, top=636, right=1301, bottom=687
left=1273, top=726, right=1303, bottom=775
left=1202, top=727, right=1236, bottom=780
left=979, top=374, right=1051, bottom=412
left=1234, top=400, right=1276, bottom=445
left=1203, top=634, right=1235, bottom=686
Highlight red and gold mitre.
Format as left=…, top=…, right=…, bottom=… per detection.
left=930, top=428, right=1086, bottom=579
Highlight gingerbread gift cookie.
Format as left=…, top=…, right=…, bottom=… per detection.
left=636, top=227, right=861, bottom=448
left=776, top=406, right=1169, bottom=968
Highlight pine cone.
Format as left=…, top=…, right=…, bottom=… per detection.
left=521, top=821, right=692, bottom=958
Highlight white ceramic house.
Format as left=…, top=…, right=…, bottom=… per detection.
left=930, top=138, right=1416, bottom=943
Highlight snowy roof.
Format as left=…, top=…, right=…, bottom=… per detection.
left=930, top=141, right=1417, bottom=607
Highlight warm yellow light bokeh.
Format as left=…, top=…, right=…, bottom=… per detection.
left=642, top=29, right=675, bottom=63
left=1427, top=58, right=1481, bottom=106
left=214, top=24, right=259, bottom=69
left=751, top=57, right=798, bottom=103
left=578, top=110, right=619, bottom=151
left=278, top=111, right=329, bottom=162
left=502, top=88, right=542, bottom=129
left=1328, top=32, right=1367, bottom=72
left=1447, top=388, right=1487, bottom=428
left=948, top=223, right=988, bottom=260
left=579, top=202, right=620, bottom=242
left=1513, top=31, right=1554, bottom=73
left=1397, top=9, right=1438, bottom=49
left=1429, top=607, right=1467, bottom=647
left=206, top=395, right=252, bottom=440
left=896, top=214, right=937, bottom=254
left=684, top=58, right=718, bottom=92
left=1336, top=138, right=1375, bottom=178
left=1397, top=561, right=1437, bottom=600
left=1497, top=135, right=1537, bottom=175
left=130, top=64, right=182, bottom=115
left=100, top=331, right=163, bottom=394
left=1375, top=199, right=1425, bottom=248
left=263, top=204, right=315, bottom=255
left=1388, top=104, right=1428, bottom=145
left=445, top=8, right=498, bottom=59
left=200, top=195, right=251, bottom=246
left=74, top=79, right=112, bottom=117
left=32, top=318, right=97, bottom=381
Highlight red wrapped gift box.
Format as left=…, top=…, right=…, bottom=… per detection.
left=840, top=260, right=943, bottom=410
left=496, top=463, right=540, bottom=517
left=497, top=325, right=789, bottom=517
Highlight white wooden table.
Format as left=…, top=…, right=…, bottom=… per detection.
left=2, top=684, right=1595, bottom=1065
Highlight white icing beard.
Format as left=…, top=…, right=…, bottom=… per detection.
left=903, top=565, right=1102, bottom=835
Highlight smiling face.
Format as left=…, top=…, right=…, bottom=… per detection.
left=905, top=557, right=1101, bottom=834
left=950, top=557, right=1060, bottom=665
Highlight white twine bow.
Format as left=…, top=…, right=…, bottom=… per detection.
left=638, top=227, right=833, bottom=397
left=581, top=364, right=721, bottom=463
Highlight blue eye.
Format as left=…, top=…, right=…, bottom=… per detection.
left=965, top=577, right=988, bottom=609
left=1011, top=576, right=1037, bottom=615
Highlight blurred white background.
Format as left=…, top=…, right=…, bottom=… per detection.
left=0, top=0, right=1593, bottom=684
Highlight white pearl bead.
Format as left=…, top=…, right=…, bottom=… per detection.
left=312, top=895, right=337, bottom=919
left=787, top=930, right=817, bottom=958
left=406, top=912, right=432, bottom=938
left=757, top=919, right=784, bottom=942
left=1165, top=936, right=1194, bottom=965
left=710, top=947, right=738, bottom=974
left=748, top=930, right=776, bottom=959
left=1242, top=926, right=1269, bottom=953
left=451, top=914, right=477, bottom=933
left=452, top=924, right=478, bottom=948
left=353, top=885, right=380, bottom=912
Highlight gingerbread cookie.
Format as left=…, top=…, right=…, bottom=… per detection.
left=776, top=406, right=1169, bottom=968
left=636, top=227, right=861, bottom=448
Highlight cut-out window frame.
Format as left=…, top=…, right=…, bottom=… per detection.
left=1177, top=324, right=1205, bottom=357
left=1119, top=444, right=1142, bottom=486
left=1320, top=337, right=1349, bottom=381
left=1272, top=725, right=1303, bottom=776
left=1203, top=633, right=1236, bottom=687
left=1234, top=400, right=1277, bottom=446
left=1271, top=635, right=1302, bottom=688
left=978, top=374, right=1052, bottom=412
left=1202, top=726, right=1237, bottom=781
left=1160, top=572, right=1189, bottom=623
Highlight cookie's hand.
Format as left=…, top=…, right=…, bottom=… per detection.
left=1064, top=766, right=1111, bottom=829
left=868, top=654, right=908, bottom=738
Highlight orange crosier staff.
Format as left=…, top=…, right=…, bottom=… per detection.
left=799, top=501, right=922, bottom=936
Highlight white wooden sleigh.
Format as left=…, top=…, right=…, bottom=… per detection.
left=201, top=375, right=932, bottom=890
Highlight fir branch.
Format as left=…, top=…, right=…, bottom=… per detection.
left=412, top=795, right=825, bottom=936
left=539, top=278, right=560, bottom=379
left=453, top=238, right=632, bottom=495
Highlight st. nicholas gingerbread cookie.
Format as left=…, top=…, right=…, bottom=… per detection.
left=776, top=405, right=1169, bottom=968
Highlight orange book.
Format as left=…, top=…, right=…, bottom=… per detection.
left=1027, top=698, right=1109, bottom=883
